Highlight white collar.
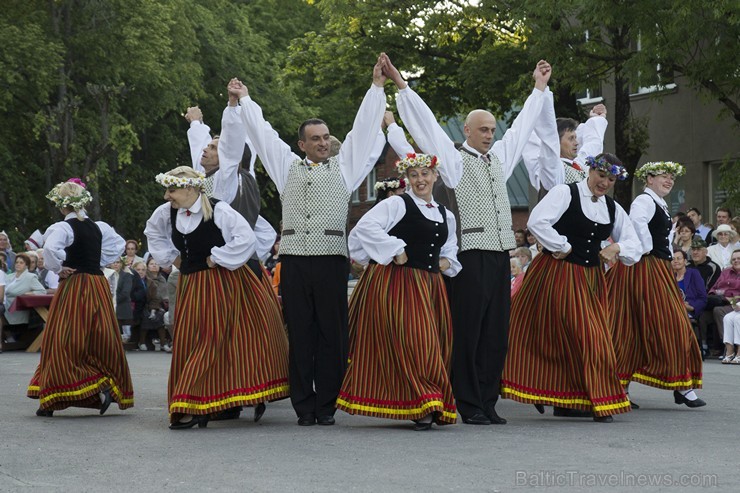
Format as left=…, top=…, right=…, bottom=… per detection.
left=462, top=141, right=490, bottom=160
left=643, top=187, right=668, bottom=208
left=179, top=195, right=203, bottom=215
left=406, top=188, right=438, bottom=208
left=577, top=179, right=603, bottom=203
left=64, top=211, right=88, bottom=220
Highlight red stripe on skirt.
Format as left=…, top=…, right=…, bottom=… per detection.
left=501, top=253, right=630, bottom=417
left=606, top=256, right=703, bottom=390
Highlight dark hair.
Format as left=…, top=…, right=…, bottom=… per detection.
left=672, top=249, right=687, bottom=261
left=716, top=206, right=732, bottom=217
left=298, top=119, right=328, bottom=141
left=15, top=252, right=31, bottom=267
left=672, top=211, right=686, bottom=220
left=676, top=218, right=696, bottom=235
left=595, top=152, right=623, bottom=167
left=125, top=239, right=138, bottom=251
left=687, top=207, right=701, bottom=216
left=556, top=118, right=579, bottom=139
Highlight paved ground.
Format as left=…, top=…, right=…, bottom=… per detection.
left=1, top=351, right=737, bottom=492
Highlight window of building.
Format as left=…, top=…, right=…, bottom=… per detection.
left=366, top=168, right=377, bottom=202
left=351, top=188, right=360, bottom=204
left=632, top=34, right=676, bottom=96
left=576, top=31, right=604, bottom=105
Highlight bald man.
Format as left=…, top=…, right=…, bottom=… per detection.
left=385, top=55, right=551, bottom=425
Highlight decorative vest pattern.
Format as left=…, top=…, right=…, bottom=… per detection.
left=563, top=161, right=587, bottom=184
left=63, top=218, right=103, bottom=275
left=643, top=193, right=672, bottom=260
left=279, top=158, right=351, bottom=257
left=546, top=183, right=616, bottom=267
left=170, top=199, right=226, bottom=274
left=387, top=193, right=448, bottom=273
left=443, top=149, right=515, bottom=253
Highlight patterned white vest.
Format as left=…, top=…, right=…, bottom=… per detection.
left=564, top=160, right=587, bottom=184
left=279, top=158, right=351, bottom=257
left=453, top=150, right=516, bottom=252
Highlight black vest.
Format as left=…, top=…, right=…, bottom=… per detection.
left=546, top=183, right=616, bottom=267
left=387, top=193, right=448, bottom=273
left=643, top=193, right=672, bottom=260
left=170, top=199, right=226, bottom=275
left=63, top=218, right=103, bottom=275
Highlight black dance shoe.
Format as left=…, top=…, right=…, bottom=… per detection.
left=99, top=389, right=113, bottom=415
left=553, top=406, right=593, bottom=418
left=534, top=404, right=545, bottom=414
left=462, top=413, right=491, bottom=425
left=485, top=407, right=507, bottom=425
left=413, top=414, right=433, bottom=431
left=36, top=408, right=54, bottom=417
left=593, top=415, right=613, bottom=423
left=630, top=400, right=640, bottom=410
left=211, top=407, right=242, bottom=421
left=297, top=414, right=316, bottom=426
left=317, top=415, right=336, bottom=426
left=254, top=403, right=266, bottom=422
left=673, top=391, right=707, bottom=408
left=169, top=415, right=209, bottom=430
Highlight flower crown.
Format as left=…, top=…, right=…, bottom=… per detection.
left=585, top=155, right=628, bottom=181
left=155, top=172, right=205, bottom=189
left=635, top=161, right=685, bottom=182
left=395, top=153, right=439, bottom=174
left=374, top=177, right=406, bottom=191
left=46, top=181, right=93, bottom=210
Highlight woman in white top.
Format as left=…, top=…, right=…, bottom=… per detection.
left=4, top=253, right=45, bottom=326
left=707, top=224, right=738, bottom=269
left=337, top=154, right=461, bottom=431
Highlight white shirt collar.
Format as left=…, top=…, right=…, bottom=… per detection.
left=179, top=195, right=203, bottom=215
left=406, top=188, right=438, bottom=208
left=462, top=141, right=490, bottom=160
left=64, top=211, right=88, bottom=220
left=643, top=187, right=668, bottom=208
left=577, top=179, right=603, bottom=203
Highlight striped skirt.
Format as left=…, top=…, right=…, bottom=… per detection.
left=606, top=256, right=702, bottom=390
left=168, top=265, right=289, bottom=423
left=27, top=274, right=134, bottom=411
left=336, top=263, right=457, bottom=424
left=500, top=253, right=631, bottom=418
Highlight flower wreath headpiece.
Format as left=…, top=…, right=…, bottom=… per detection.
left=634, top=161, right=685, bottom=182
left=395, top=153, right=440, bottom=174
left=585, top=156, right=628, bottom=181
left=46, top=180, right=93, bottom=210
left=374, top=177, right=407, bottom=191
left=155, top=172, right=205, bottom=189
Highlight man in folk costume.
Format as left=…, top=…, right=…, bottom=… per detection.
left=235, top=55, right=387, bottom=426
left=385, top=53, right=552, bottom=425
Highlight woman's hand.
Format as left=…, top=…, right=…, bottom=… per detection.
left=599, top=243, right=621, bottom=264
left=439, top=257, right=451, bottom=272
left=552, top=248, right=572, bottom=260
left=58, top=267, right=76, bottom=279
left=206, top=256, right=217, bottom=268
left=393, top=251, right=408, bottom=265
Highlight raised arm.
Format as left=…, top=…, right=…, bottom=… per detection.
left=523, top=87, right=562, bottom=190
left=237, top=85, right=300, bottom=194
left=384, top=111, right=416, bottom=158
left=212, top=79, right=247, bottom=203
left=492, top=60, right=550, bottom=181
left=575, top=104, right=608, bottom=166
left=337, top=54, right=388, bottom=192
left=185, top=106, right=211, bottom=172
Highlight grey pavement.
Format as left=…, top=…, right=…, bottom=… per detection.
left=1, top=351, right=737, bottom=492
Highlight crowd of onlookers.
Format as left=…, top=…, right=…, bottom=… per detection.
left=2, top=206, right=740, bottom=357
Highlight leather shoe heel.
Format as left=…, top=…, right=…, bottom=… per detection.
left=197, top=416, right=209, bottom=428
left=99, top=389, right=113, bottom=415
left=593, top=415, right=613, bottom=423
left=36, top=408, right=54, bottom=417
left=254, top=403, right=266, bottom=422
left=486, top=408, right=507, bottom=425
left=298, top=414, right=316, bottom=426
left=553, top=406, right=592, bottom=418
left=317, top=415, right=335, bottom=426
left=534, top=404, right=545, bottom=414
left=673, top=391, right=706, bottom=408
left=462, top=413, right=491, bottom=425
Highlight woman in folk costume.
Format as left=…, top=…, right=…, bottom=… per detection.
left=337, top=154, right=461, bottom=431
left=500, top=154, right=642, bottom=423
left=606, top=161, right=704, bottom=408
left=144, top=167, right=289, bottom=430
left=28, top=179, right=133, bottom=416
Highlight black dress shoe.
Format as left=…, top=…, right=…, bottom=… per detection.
left=297, top=414, right=316, bottom=426
left=169, top=415, right=209, bottom=430
left=36, top=408, right=53, bottom=417
left=553, top=406, right=593, bottom=418
left=211, top=407, right=242, bottom=421
left=630, top=400, right=640, bottom=410
left=254, top=403, right=266, bottom=422
left=673, top=391, right=707, bottom=408
left=593, top=415, right=613, bottom=423
left=462, top=413, right=491, bottom=425
left=534, top=404, right=545, bottom=414
left=413, top=416, right=433, bottom=431
left=317, top=415, right=335, bottom=426
left=485, top=407, right=507, bottom=425
left=99, top=389, right=113, bottom=415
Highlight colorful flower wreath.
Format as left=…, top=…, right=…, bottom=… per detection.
left=46, top=181, right=93, bottom=210
left=634, top=161, right=685, bottom=182
left=585, top=155, right=629, bottom=181
left=394, top=153, right=440, bottom=174
left=374, top=177, right=406, bottom=191
left=155, top=172, right=205, bottom=189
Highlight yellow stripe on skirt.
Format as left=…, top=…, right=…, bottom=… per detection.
left=168, top=265, right=289, bottom=422
left=27, top=274, right=134, bottom=411
left=337, top=263, right=457, bottom=424
left=606, top=256, right=702, bottom=390
left=500, top=253, right=631, bottom=417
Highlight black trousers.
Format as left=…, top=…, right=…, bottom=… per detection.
left=450, top=250, right=511, bottom=419
left=280, top=255, right=349, bottom=417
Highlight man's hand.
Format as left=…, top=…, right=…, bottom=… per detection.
left=590, top=103, right=607, bottom=118
left=58, top=266, right=76, bottom=279
left=533, top=60, right=552, bottom=91
left=439, top=257, right=451, bottom=272
left=599, top=243, right=621, bottom=264
left=373, top=53, right=387, bottom=87
left=227, top=78, right=243, bottom=106
left=382, top=111, right=396, bottom=130
left=185, top=106, right=203, bottom=124
left=393, top=251, right=408, bottom=265
left=381, top=53, right=407, bottom=89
